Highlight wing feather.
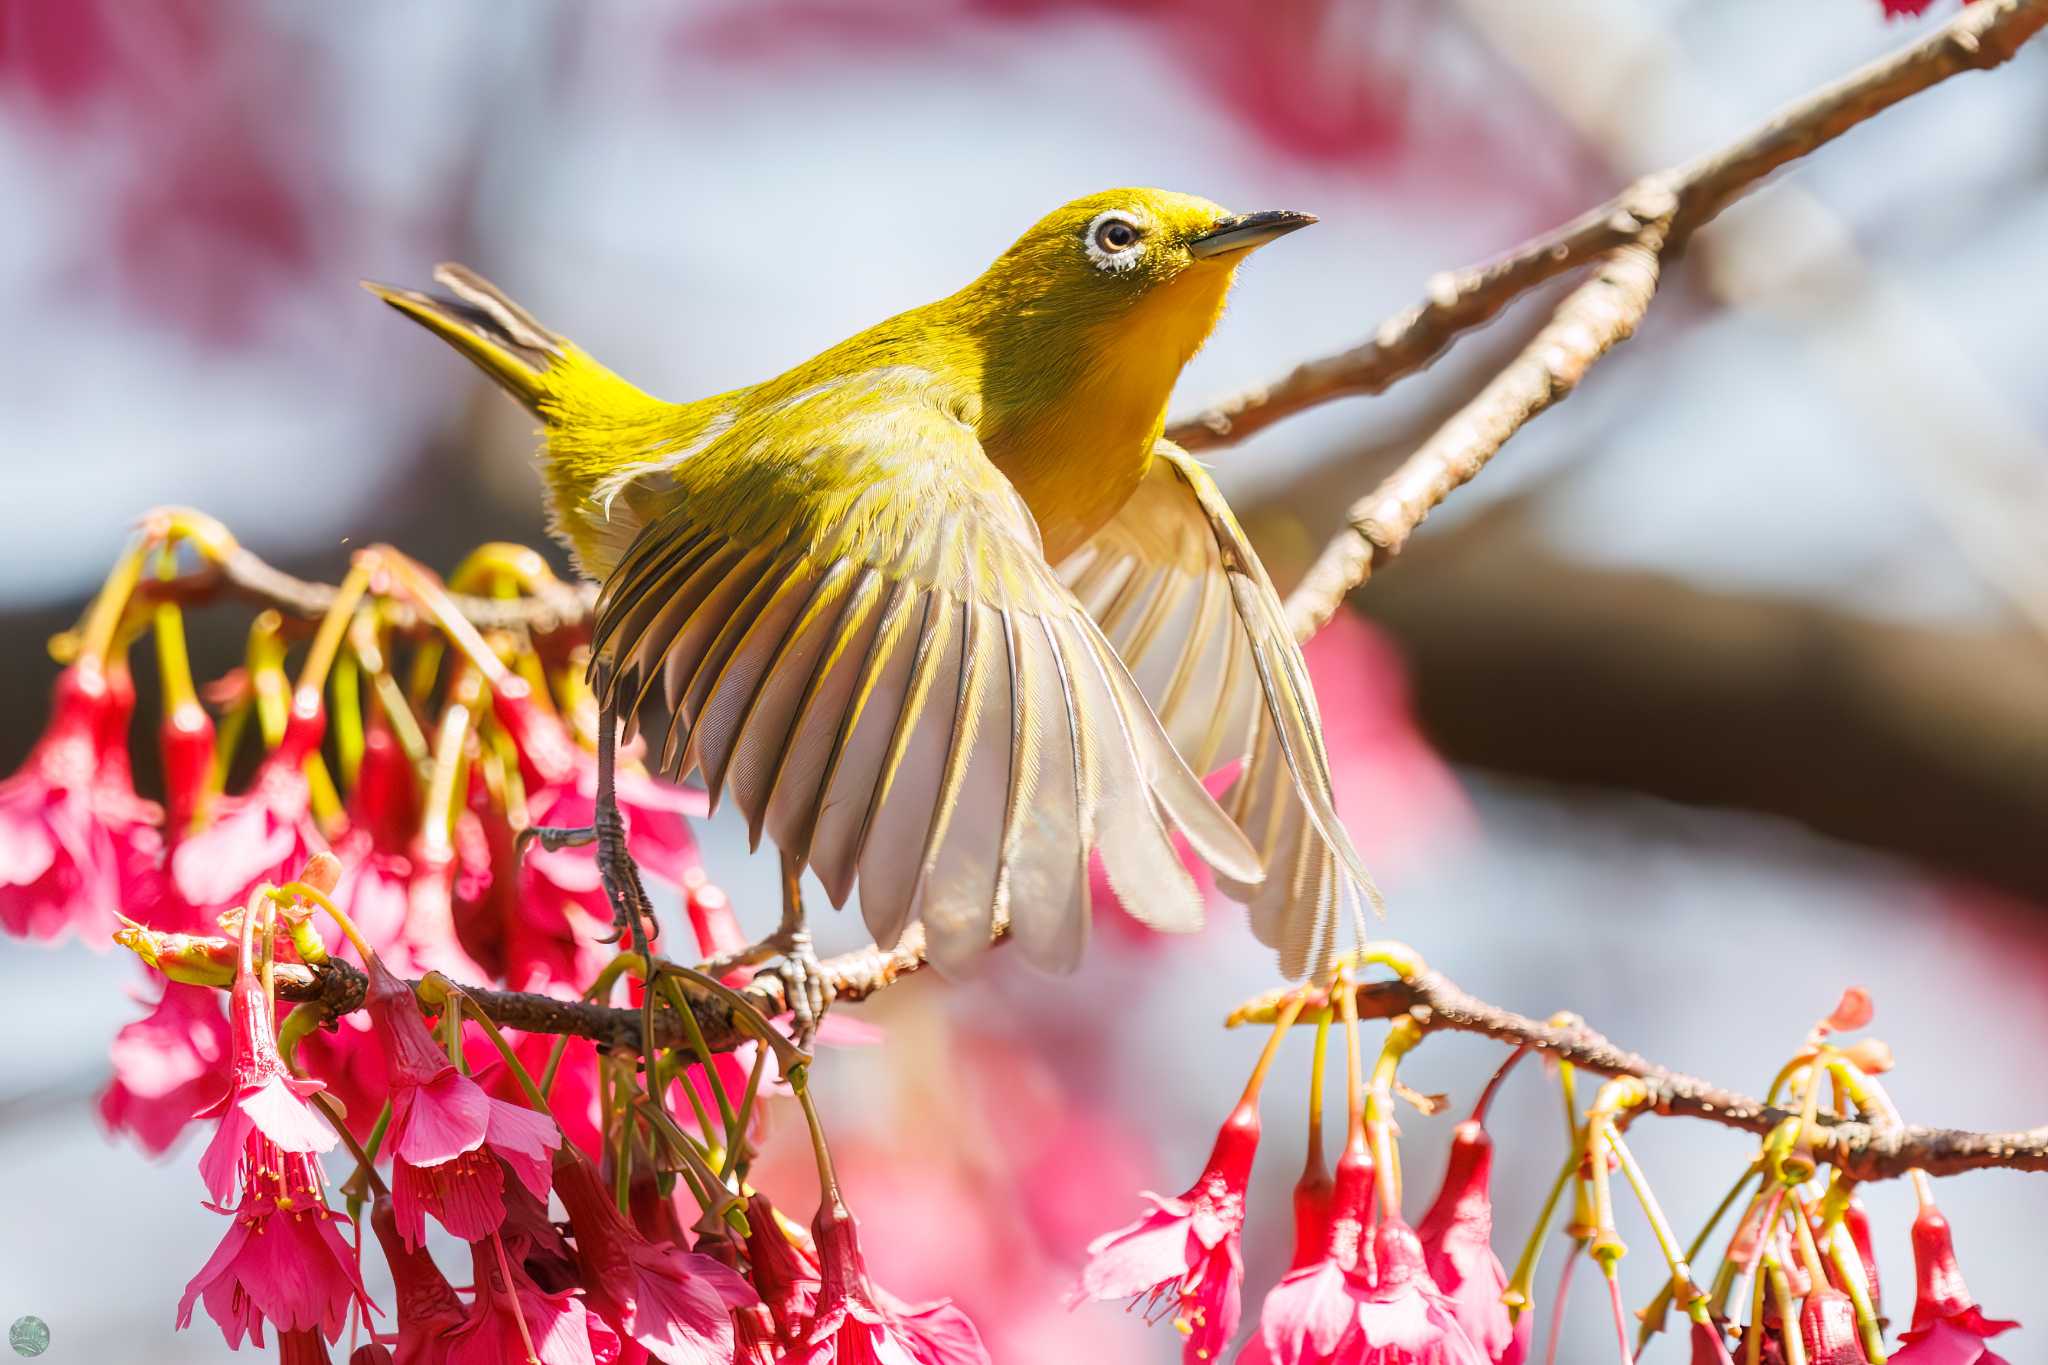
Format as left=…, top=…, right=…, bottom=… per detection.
left=586, top=371, right=1258, bottom=969
left=1056, top=442, right=1383, bottom=978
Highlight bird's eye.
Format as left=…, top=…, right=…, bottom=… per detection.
left=1094, top=217, right=1140, bottom=252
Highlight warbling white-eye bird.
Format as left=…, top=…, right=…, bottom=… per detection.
left=369, top=188, right=1379, bottom=1027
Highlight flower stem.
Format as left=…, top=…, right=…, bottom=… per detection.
left=789, top=1063, right=842, bottom=1209
left=1366, top=1016, right=1421, bottom=1216
left=1544, top=1245, right=1580, bottom=1365
left=248, top=611, right=290, bottom=747
left=378, top=548, right=515, bottom=690
left=273, top=881, right=376, bottom=964
left=1506, top=1153, right=1577, bottom=1321
left=1607, top=1126, right=1699, bottom=1308
left=1768, top=1262, right=1807, bottom=1365
left=1303, top=1009, right=1331, bottom=1182
left=426, top=976, right=551, bottom=1111
left=1638, top=1163, right=1758, bottom=1353
left=312, top=1091, right=389, bottom=1198
left=1237, top=992, right=1308, bottom=1108
left=1603, top=1264, right=1637, bottom=1365
left=658, top=973, right=742, bottom=1141
left=488, top=1232, right=543, bottom=1365
left=1472, top=1044, right=1530, bottom=1125
left=332, top=646, right=364, bottom=791
left=721, top=1045, right=772, bottom=1184
left=297, top=561, right=374, bottom=701
left=76, top=539, right=150, bottom=667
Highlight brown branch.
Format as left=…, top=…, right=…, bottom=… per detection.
left=1166, top=0, right=2048, bottom=452
left=249, top=944, right=2043, bottom=1180
left=138, top=543, right=594, bottom=636
left=1283, top=231, right=1666, bottom=638
left=267, top=930, right=930, bottom=1057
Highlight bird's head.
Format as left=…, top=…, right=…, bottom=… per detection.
left=963, top=188, right=1314, bottom=361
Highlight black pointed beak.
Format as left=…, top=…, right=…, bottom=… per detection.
left=1186, top=209, right=1318, bottom=259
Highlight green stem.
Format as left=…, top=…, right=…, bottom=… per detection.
left=1506, top=1154, right=1577, bottom=1319
left=659, top=974, right=741, bottom=1140
left=721, top=1045, right=772, bottom=1183
left=332, top=644, right=364, bottom=791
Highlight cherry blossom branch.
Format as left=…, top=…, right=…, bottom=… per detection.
left=260, top=930, right=927, bottom=1058
left=1164, top=0, right=2048, bottom=453
left=1281, top=230, right=1665, bottom=639
left=216, top=935, right=2040, bottom=1181
left=134, top=540, right=594, bottom=636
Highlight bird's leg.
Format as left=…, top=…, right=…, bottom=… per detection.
left=517, top=697, right=660, bottom=949
left=696, top=848, right=832, bottom=1046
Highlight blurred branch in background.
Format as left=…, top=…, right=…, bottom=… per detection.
left=1460, top=0, right=2048, bottom=640
left=1166, top=0, right=2048, bottom=452
left=1341, top=514, right=2048, bottom=905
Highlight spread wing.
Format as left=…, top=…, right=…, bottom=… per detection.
left=1056, top=441, right=1381, bottom=978
left=587, top=370, right=1261, bottom=974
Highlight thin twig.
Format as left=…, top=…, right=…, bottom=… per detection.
left=1165, top=0, right=2048, bottom=452
left=1283, top=230, right=1666, bottom=639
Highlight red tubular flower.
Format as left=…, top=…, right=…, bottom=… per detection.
left=1839, top=1196, right=1882, bottom=1318
left=1241, top=1135, right=1375, bottom=1365
left=281, top=1329, right=337, bottom=1364
left=1799, top=1287, right=1869, bottom=1365
left=553, top=1145, right=759, bottom=1364
left=1416, top=1120, right=1517, bottom=1363
left=744, top=1191, right=822, bottom=1347
left=170, top=701, right=329, bottom=911
left=1891, top=1205, right=2016, bottom=1364
left=366, top=1197, right=465, bottom=1365
left=1348, top=1220, right=1487, bottom=1365
left=0, top=661, right=162, bottom=944
left=363, top=955, right=560, bottom=1247
left=788, top=1198, right=993, bottom=1365
left=452, top=1236, right=622, bottom=1365
left=1075, top=1099, right=1259, bottom=1362
left=195, top=961, right=337, bottom=1206
left=177, top=1156, right=371, bottom=1351
left=1688, top=1317, right=1736, bottom=1364
left=160, top=691, right=217, bottom=837
left=98, top=979, right=233, bottom=1155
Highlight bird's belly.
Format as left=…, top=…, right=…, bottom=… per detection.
left=1000, top=448, right=1149, bottom=565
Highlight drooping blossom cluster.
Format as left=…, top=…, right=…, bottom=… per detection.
left=1072, top=977, right=2021, bottom=1365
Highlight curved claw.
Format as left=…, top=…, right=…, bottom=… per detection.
left=773, top=931, right=834, bottom=1050
left=518, top=824, right=599, bottom=858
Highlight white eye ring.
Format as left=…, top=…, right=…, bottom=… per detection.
left=1084, top=210, right=1145, bottom=273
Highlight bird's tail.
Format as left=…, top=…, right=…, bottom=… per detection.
left=365, top=264, right=677, bottom=575
left=363, top=264, right=572, bottom=417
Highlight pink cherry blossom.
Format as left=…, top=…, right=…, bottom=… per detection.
left=788, top=1198, right=993, bottom=1365
left=195, top=965, right=336, bottom=1206
left=1416, top=1121, right=1517, bottom=1363
left=99, top=980, right=232, bottom=1155
left=1076, top=1099, right=1259, bottom=1363
left=452, top=1236, right=622, bottom=1365
left=170, top=701, right=329, bottom=912
left=554, top=1144, right=759, bottom=1364
left=177, top=1161, right=371, bottom=1352
left=363, top=954, right=559, bottom=1246
left=0, top=661, right=162, bottom=945
left=1891, top=1205, right=2015, bottom=1364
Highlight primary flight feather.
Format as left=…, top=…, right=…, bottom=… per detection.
left=370, top=187, right=1379, bottom=979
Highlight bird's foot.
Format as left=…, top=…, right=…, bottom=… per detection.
left=771, top=929, right=833, bottom=1050
left=515, top=824, right=597, bottom=855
